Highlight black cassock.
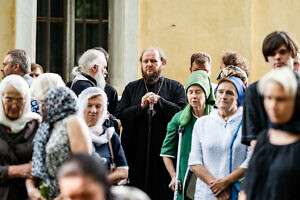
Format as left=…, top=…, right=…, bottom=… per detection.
left=116, top=77, right=187, bottom=200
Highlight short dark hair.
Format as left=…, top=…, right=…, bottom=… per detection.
left=139, top=47, right=167, bottom=64
left=190, top=52, right=211, bottom=66
left=31, top=63, right=44, bottom=73
left=59, top=153, right=114, bottom=200
left=6, top=49, right=30, bottom=74
left=93, top=47, right=109, bottom=62
left=262, top=31, right=299, bottom=62
left=221, top=50, right=249, bottom=76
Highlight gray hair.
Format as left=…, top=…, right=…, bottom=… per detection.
left=258, top=67, right=297, bottom=98
left=73, top=49, right=107, bottom=76
left=6, top=49, right=31, bottom=74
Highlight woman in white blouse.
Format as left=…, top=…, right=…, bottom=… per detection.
left=189, top=76, right=252, bottom=200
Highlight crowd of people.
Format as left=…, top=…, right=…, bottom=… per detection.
left=0, top=30, right=299, bottom=200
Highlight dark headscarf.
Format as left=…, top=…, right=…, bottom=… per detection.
left=269, top=72, right=300, bottom=134
left=31, top=87, right=78, bottom=184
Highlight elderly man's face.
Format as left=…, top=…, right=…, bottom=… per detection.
left=1, top=55, right=14, bottom=78
left=2, top=85, right=25, bottom=120
left=84, top=95, right=104, bottom=127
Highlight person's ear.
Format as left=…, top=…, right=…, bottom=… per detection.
left=12, top=63, right=20, bottom=73
left=91, top=64, right=98, bottom=73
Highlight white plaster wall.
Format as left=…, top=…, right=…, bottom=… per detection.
left=109, top=0, right=139, bottom=94
left=15, top=0, right=37, bottom=62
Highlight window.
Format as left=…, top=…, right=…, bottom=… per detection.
left=36, top=0, right=108, bottom=81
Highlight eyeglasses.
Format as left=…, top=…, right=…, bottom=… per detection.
left=2, top=97, right=25, bottom=104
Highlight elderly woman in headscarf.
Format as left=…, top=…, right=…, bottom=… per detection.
left=77, top=87, right=128, bottom=184
left=0, top=75, right=41, bottom=200
left=240, top=67, right=300, bottom=200
left=29, top=73, right=65, bottom=114
left=160, top=70, right=215, bottom=200
left=26, top=87, right=92, bottom=200
left=189, top=76, right=252, bottom=200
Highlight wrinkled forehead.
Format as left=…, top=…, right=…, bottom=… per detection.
left=2, top=84, right=25, bottom=98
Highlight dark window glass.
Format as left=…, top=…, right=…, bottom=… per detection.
left=37, top=0, right=108, bottom=80
left=36, top=22, right=47, bottom=70
left=51, top=0, right=64, bottom=18
left=50, top=23, right=63, bottom=74
left=37, top=0, right=47, bottom=17
left=75, top=23, right=83, bottom=63
left=86, top=24, right=98, bottom=49
left=86, top=0, right=99, bottom=19
left=75, top=0, right=83, bottom=18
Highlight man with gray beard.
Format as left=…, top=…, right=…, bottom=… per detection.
left=116, top=47, right=186, bottom=200
left=70, top=49, right=107, bottom=96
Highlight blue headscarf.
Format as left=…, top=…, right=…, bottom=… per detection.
left=217, top=76, right=245, bottom=106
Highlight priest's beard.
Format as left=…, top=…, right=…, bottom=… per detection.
left=142, top=67, right=162, bottom=84
left=95, top=70, right=106, bottom=90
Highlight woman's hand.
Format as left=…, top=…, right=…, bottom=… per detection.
left=217, top=190, right=230, bottom=200
left=27, top=187, right=46, bottom=200
left=168, top=177, right=181, bottom=192
left=209, top=178, right=230, bottom=196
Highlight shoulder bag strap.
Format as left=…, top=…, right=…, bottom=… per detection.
left=229, top=120, right=242, bottom=173
left=106, top=129, right=116, bottom=171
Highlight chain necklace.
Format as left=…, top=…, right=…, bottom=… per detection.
left=143, top=76, right=165, bottom=95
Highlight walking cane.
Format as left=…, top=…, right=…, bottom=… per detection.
left=173, top=127, right=184, bottom=200
left=145, top=103, right=154, bottom=192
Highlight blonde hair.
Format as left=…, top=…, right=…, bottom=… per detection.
left=258, top=67, right=297, bottom=98
left=30, top=73, right=65, bottom=101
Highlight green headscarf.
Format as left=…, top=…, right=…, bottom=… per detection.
left=179, top=70, right=215, bottom=127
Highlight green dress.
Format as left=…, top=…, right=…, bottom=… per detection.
left=160, top=110, right=197, bottom=200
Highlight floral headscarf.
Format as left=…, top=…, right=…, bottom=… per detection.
left=217, top=65, right=248, bottom=87
left=31, top=87, right=78, bottom=185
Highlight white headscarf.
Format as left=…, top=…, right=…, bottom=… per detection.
left=0, top=75, right=41, bottom=133
left=78, top=87, right=110, bottom=145
left=30, top=73, right=65, bottom=101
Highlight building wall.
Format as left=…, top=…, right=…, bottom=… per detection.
left=138, top=0, right=300, bottom=85
left=0, top=0, right=15, bottom=72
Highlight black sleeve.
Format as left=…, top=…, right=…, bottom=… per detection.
left=71, top=80, right=93, bottom=96
left=105, top=84, right=119, bottom=115
left=241, top=82, right=268, bottom=145
left=0, top=165, right=9, bottom=184
left=115, top=84, right=146, bottom=123
left=157, top=81, right=187, bottom=117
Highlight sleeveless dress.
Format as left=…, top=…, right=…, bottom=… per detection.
left=45, top=118, right=72, bottom=198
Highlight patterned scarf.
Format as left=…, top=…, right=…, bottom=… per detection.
left=31, top=87, right=78, bottom=184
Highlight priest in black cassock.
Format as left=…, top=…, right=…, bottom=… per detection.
left=115, top=47, right=187, bottom=200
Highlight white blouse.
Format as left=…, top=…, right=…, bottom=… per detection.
left=189, top=107, right=252, bottom=200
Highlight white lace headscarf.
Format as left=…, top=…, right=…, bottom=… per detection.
left=30, top=73, right=65, bottom=101
left=0, top=74, right=41, bottom=133
left=78, top=87, right=108, bottom=136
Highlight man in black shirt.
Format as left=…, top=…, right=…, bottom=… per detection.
left=242, top=31, right=299, bottom=147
